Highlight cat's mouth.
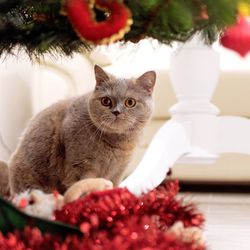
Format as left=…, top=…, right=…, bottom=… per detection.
left=109, top=116, right=125, bottom=126
left=90, top=113, right=135, bottom=134
left=102, top=116, right=135, bottom=133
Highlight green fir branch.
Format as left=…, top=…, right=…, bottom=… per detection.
left=0, top=0, right=248, bottom=58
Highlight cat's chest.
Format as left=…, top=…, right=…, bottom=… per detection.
left=83, top=137, right=133, bottom=162
left=76, top=124, right=135, bottom=152
left=70, top=133, right=134, bottom=170
left=65, top=120, right=136, bottom=170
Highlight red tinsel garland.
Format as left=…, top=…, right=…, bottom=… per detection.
left=0, top=180, right=206, bottom=250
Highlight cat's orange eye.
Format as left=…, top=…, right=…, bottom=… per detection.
left=101, top=97, right=112, bottom=107
left=125, top=98, right=136, bottom=108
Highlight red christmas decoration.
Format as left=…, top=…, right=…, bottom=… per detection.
left=63, top=0, right=133, bottom=44
left=220, top=16, right=250, bottom=57
left=0, top=180, right=206, bottom=250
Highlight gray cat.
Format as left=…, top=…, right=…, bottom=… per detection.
left=1, top=65, right=156, bottom=201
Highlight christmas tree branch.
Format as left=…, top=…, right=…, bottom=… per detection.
left=137, top=0, right=172, bottom=42
left=0, top=0, right=246, bottom=58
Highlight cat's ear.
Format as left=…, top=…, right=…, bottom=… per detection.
left=136, top=71, right=156, bottom=95
left=94, top=65, right=110, bottom=88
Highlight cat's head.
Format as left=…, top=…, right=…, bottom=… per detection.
left=88, top=65, right=156, bottom=134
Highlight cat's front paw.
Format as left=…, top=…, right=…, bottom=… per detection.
left=64, top=178, right=113, bottom=203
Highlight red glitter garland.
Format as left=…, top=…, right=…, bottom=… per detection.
left=55, top=180, right=203, bottom=230
left=0, top=180, right=206, bottom=250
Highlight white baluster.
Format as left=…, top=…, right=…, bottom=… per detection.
left=169, top=35, right=220, bottom=164
left=121, top=35, right=223, bottom=194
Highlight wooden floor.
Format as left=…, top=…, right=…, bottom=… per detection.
left=181, top=193, right=250, bottom=250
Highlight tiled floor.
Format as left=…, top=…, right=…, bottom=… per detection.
left=183, top=193, right=250, bottom=250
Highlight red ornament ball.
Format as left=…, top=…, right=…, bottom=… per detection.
left=220, top=16, right=250, bottom=57
left=63, top=0, right=133, bottom=44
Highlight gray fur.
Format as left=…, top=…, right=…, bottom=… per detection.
left=8, top=65, right=156, bottom=194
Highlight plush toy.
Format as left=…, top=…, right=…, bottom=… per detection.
left=12, top=189, right=64, bottom=219
left=11, top=178, right=113, bottom=219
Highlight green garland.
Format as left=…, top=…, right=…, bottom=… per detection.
left=0, top=0, right=247, bottom=59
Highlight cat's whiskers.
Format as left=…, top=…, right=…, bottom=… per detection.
left=126, top=119, right=145, bottom=134
left=82, top=113, right=109, bottom=142
left=88, top=122, right=104, bottom=143
left=96, top=120, right=107, bottom=142
left=80, top=118, right=103, bottom=144
left=87, top=117, right=110, bottom=144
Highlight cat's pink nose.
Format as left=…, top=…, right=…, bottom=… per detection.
left=112, top=111, right=120, bottom=116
